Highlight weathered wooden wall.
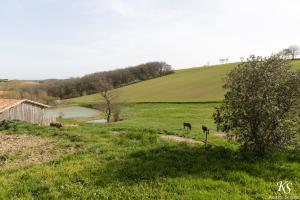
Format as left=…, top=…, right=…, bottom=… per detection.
left=0, top=102, right=55, bottom=125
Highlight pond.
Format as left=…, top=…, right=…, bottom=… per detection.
left=46, top=106, right=101, bottom=119
left=88, top=119, right=107, bottom=123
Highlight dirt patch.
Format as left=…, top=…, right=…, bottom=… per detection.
left=0, top=134, right=75, bottom=168
left=63, top=124, right=79, bottom=127
left=0, top=134, right=49, bottom=152
left=160, top=134, right=203, bottom=144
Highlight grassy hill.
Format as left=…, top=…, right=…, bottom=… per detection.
left=66, top=60, right=300, bottom=105
left=0, top=80, right=39, bottom=90
left=0, top=80, right=40, bottom=98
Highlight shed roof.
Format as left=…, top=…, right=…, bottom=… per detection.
left=0, top=99, right=49, bottom=113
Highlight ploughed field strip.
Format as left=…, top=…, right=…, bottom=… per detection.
left=0, top=133, right=75, bottom=167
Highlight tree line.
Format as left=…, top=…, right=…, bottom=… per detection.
left=217, top=44, right=300, bottom=65
left=279, top=45, right=300, bottom=60
left=17, top=61, right=174, bottom=101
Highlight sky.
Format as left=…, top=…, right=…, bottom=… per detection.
left=1, top=0, right=300, bottom=80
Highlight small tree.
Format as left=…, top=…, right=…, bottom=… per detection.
left=288, top=45, right=299, bottom=60
left=279, top=48, right=291, bottom=59
left=99, top=79, right=118, bottom=123
left=219, top=59, right=225, bottom=64
left=213, top=55, right=300, bottom=156
left=280, top=45, right=300, bottom=60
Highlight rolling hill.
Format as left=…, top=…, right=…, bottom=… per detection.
left=65, top=60, right=300, bottom=105
left=0, top=80, right=40, bottom=98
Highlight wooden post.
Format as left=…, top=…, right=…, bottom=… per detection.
left=205, top=131, right=208, bottom=147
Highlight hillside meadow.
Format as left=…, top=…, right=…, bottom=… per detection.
left=65, top=60, right=300, bottom=105
left=0, top=80, right=40, bottom=98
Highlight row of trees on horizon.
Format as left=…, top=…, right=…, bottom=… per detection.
left=217, top=45, right=300, bottom=65
left=3, top=61, right=173, bottom=102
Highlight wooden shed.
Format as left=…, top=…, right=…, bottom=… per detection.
left=0, top=99, right=56, bottom=125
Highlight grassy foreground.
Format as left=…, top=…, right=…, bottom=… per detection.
left=0, top=103, right=299, bottom=199
left=2, top=61, right=300, bottom=199
left=66, top=60, right=300, bottom=104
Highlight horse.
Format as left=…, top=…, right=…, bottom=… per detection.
left=202, top=125, right=209, bottom=134
left=50, top=122, right=63, bottom=129
left=183, top=122, right=192, bottom=130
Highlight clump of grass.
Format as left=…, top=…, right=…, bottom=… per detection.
left=0, top=120, right=19, bottom=132
left=0, top=153, right=14, bottom=163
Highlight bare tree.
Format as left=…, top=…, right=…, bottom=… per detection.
left=279, top=45, right=299, bottom=60
left=219, top=59, right=225, bottom=64
left=288, top=45, right=299, bottom=60
left=219, top=58, right=229, bottom=64
left=99, top=80, right=117, bottom=123
left=240, top=57, right=244, bottom=62
left=279, top=48, right=291, bottom=59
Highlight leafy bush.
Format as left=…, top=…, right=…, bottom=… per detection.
left=214, top=55, right=300, bottom=156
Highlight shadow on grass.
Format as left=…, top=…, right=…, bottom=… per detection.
left=106, top=144, right=299, bottom=184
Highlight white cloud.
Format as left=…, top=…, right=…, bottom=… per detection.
left=109, top=0, right=135, bottom=17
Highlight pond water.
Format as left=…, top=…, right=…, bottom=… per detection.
left=88, top=119, right=107, bottom=123
left=46, top=106, right=101, bottom=119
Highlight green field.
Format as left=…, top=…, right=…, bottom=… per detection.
left=1, top=103, right=300, bottom=199
left=66, top=60, right=300, bottom=105
left=113, top=103, right=225, bottom=145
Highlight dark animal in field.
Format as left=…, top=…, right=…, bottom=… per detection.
left=50, top=122, right=63, bottom=128
left=202, top=125, right=209, bottom=134
left=183, top=122, right=192, bottom=130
